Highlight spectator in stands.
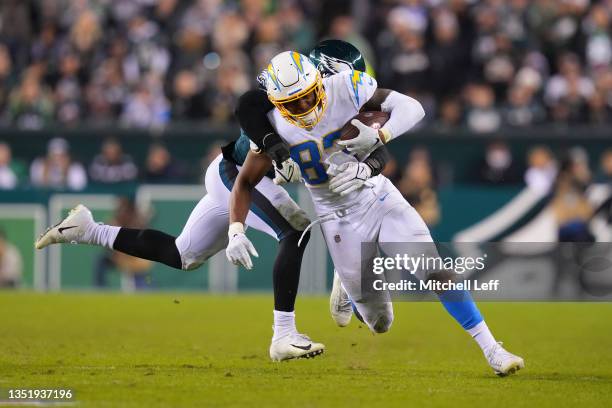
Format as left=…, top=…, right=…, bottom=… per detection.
left=502, top=84, right=546, bottom=127
left=434, top=96, right=463, bottom=132
left=328, top=14, right=375, bottom=69
left=545, top=53, right=594, bottom=124
left=171, top=69, right=209, bottom=120
left=428, top=7, right=468, bottom=100
left=398, top=148, right=440, bottom=227
left=598, top=149, right=612, bottom=183
left=524, top=146, right=557, bottom=193
left=464, top=83, right=501, bottom=133
left=587, top=89, right=611, bottom=124
left=551, top=148, right=594, bottom=242
left=121, top=75, right=170, bottom=128
left=206, top=58, right=249, bottom=123
left=0, top=228, right=23, bottom=288
left=0, top=0, right=610, bottom=129
left=7, top=71, right=54, bottom=129
left=0, top=142, right=18, bottom=189
left=54, top=52, right=84, bottom=126
left=86, top=54, right=129, bottom=123
left=0, top=44, right=15, bottom=118
left=377, top=23, right=429, bottom=95
left=584, top=4, right=611, bottom=72
left=89, top=138, right=138, bottom=184
left=30, top=138, right=87, bottom=190
left=477, top=140, right=522, bottom=185
left=143, top=143, right=186, bottom=183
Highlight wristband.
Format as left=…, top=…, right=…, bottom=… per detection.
left=228, top=222, right=245, bottom=238
left=378, top=128, right=392, bottom=144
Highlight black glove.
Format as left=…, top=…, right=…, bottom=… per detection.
left=262, top=133, right=290, bottom=169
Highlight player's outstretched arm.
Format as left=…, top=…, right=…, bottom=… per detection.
left=340, top=89, right=425, bottom=155
left=226, top=151, right=273, bottom=269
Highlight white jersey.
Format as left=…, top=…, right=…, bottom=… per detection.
left=267, top=70, right=387, bottom=213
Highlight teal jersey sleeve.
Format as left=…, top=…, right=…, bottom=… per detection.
left=231, top=130, right=252, bottom=165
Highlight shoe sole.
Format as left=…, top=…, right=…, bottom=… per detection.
left=496, top=361, right=525, bottom=377
left=271, top=348, right=325, bottom=362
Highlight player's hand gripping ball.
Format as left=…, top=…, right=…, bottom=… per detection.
left=338, top=111, right=390, bottom=156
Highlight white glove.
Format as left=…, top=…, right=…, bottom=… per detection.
left=225, top=222, right=259, bottom=269
left=337, top=119, right=383, bottom=156
left=328, top=162, right=372, bottom=196
left=273, top=158, right=302, bottom=185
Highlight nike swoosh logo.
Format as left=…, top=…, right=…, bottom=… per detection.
left=379, top=192, right=390, bottom=201
left=58, top=226, right=78, bottom=234
left=290, top=344, right=312, bottom=351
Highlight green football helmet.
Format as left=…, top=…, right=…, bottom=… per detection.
left=309, top=39, right=366, bottom=77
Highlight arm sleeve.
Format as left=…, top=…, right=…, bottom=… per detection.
left=235, top=89, right=276, bottom=149
left=379, top=91, right=425, bottom=143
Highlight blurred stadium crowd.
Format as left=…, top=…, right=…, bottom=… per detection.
left=0, top=0, right=611, bottom=192
left=0, top=0, right=609, bottom=130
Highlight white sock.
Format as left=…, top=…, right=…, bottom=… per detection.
left=84, top=224, right=121, bottom=249
left=467, top=321, right=497, bottom=354
left=272, top=310, right=297, bottom=341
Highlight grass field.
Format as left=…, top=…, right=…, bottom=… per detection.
left=1, top=292, right=611, bottom=407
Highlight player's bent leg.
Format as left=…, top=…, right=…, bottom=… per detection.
left=35, top=203, right=187, bottom=270
left=377, top=196, right=524, bottom=376
left=321, top=220, right=394, bottom=334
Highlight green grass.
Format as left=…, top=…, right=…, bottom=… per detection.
left=0, top=293, right=611, bottom=407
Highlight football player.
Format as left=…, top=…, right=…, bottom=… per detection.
left=235, top=40, right=390, bottom=326
left=227, top=51, right=526, bottom=376
left=34, top=41, right=377, bottom=362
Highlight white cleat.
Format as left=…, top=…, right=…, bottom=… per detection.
left=35, top=204, right=95, bottom=249
left=330, top=272, right=352, bottom=327
left=486, top=342, right=525, bottom=376
left=269, top=333, right=325, bottom=362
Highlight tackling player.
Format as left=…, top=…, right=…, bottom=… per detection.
left=227, top=51, right=526, bottom=376
left=33, top=41, right=374, bottom=362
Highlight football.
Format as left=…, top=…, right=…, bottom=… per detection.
left=340, top=111, right=390, bottom=140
